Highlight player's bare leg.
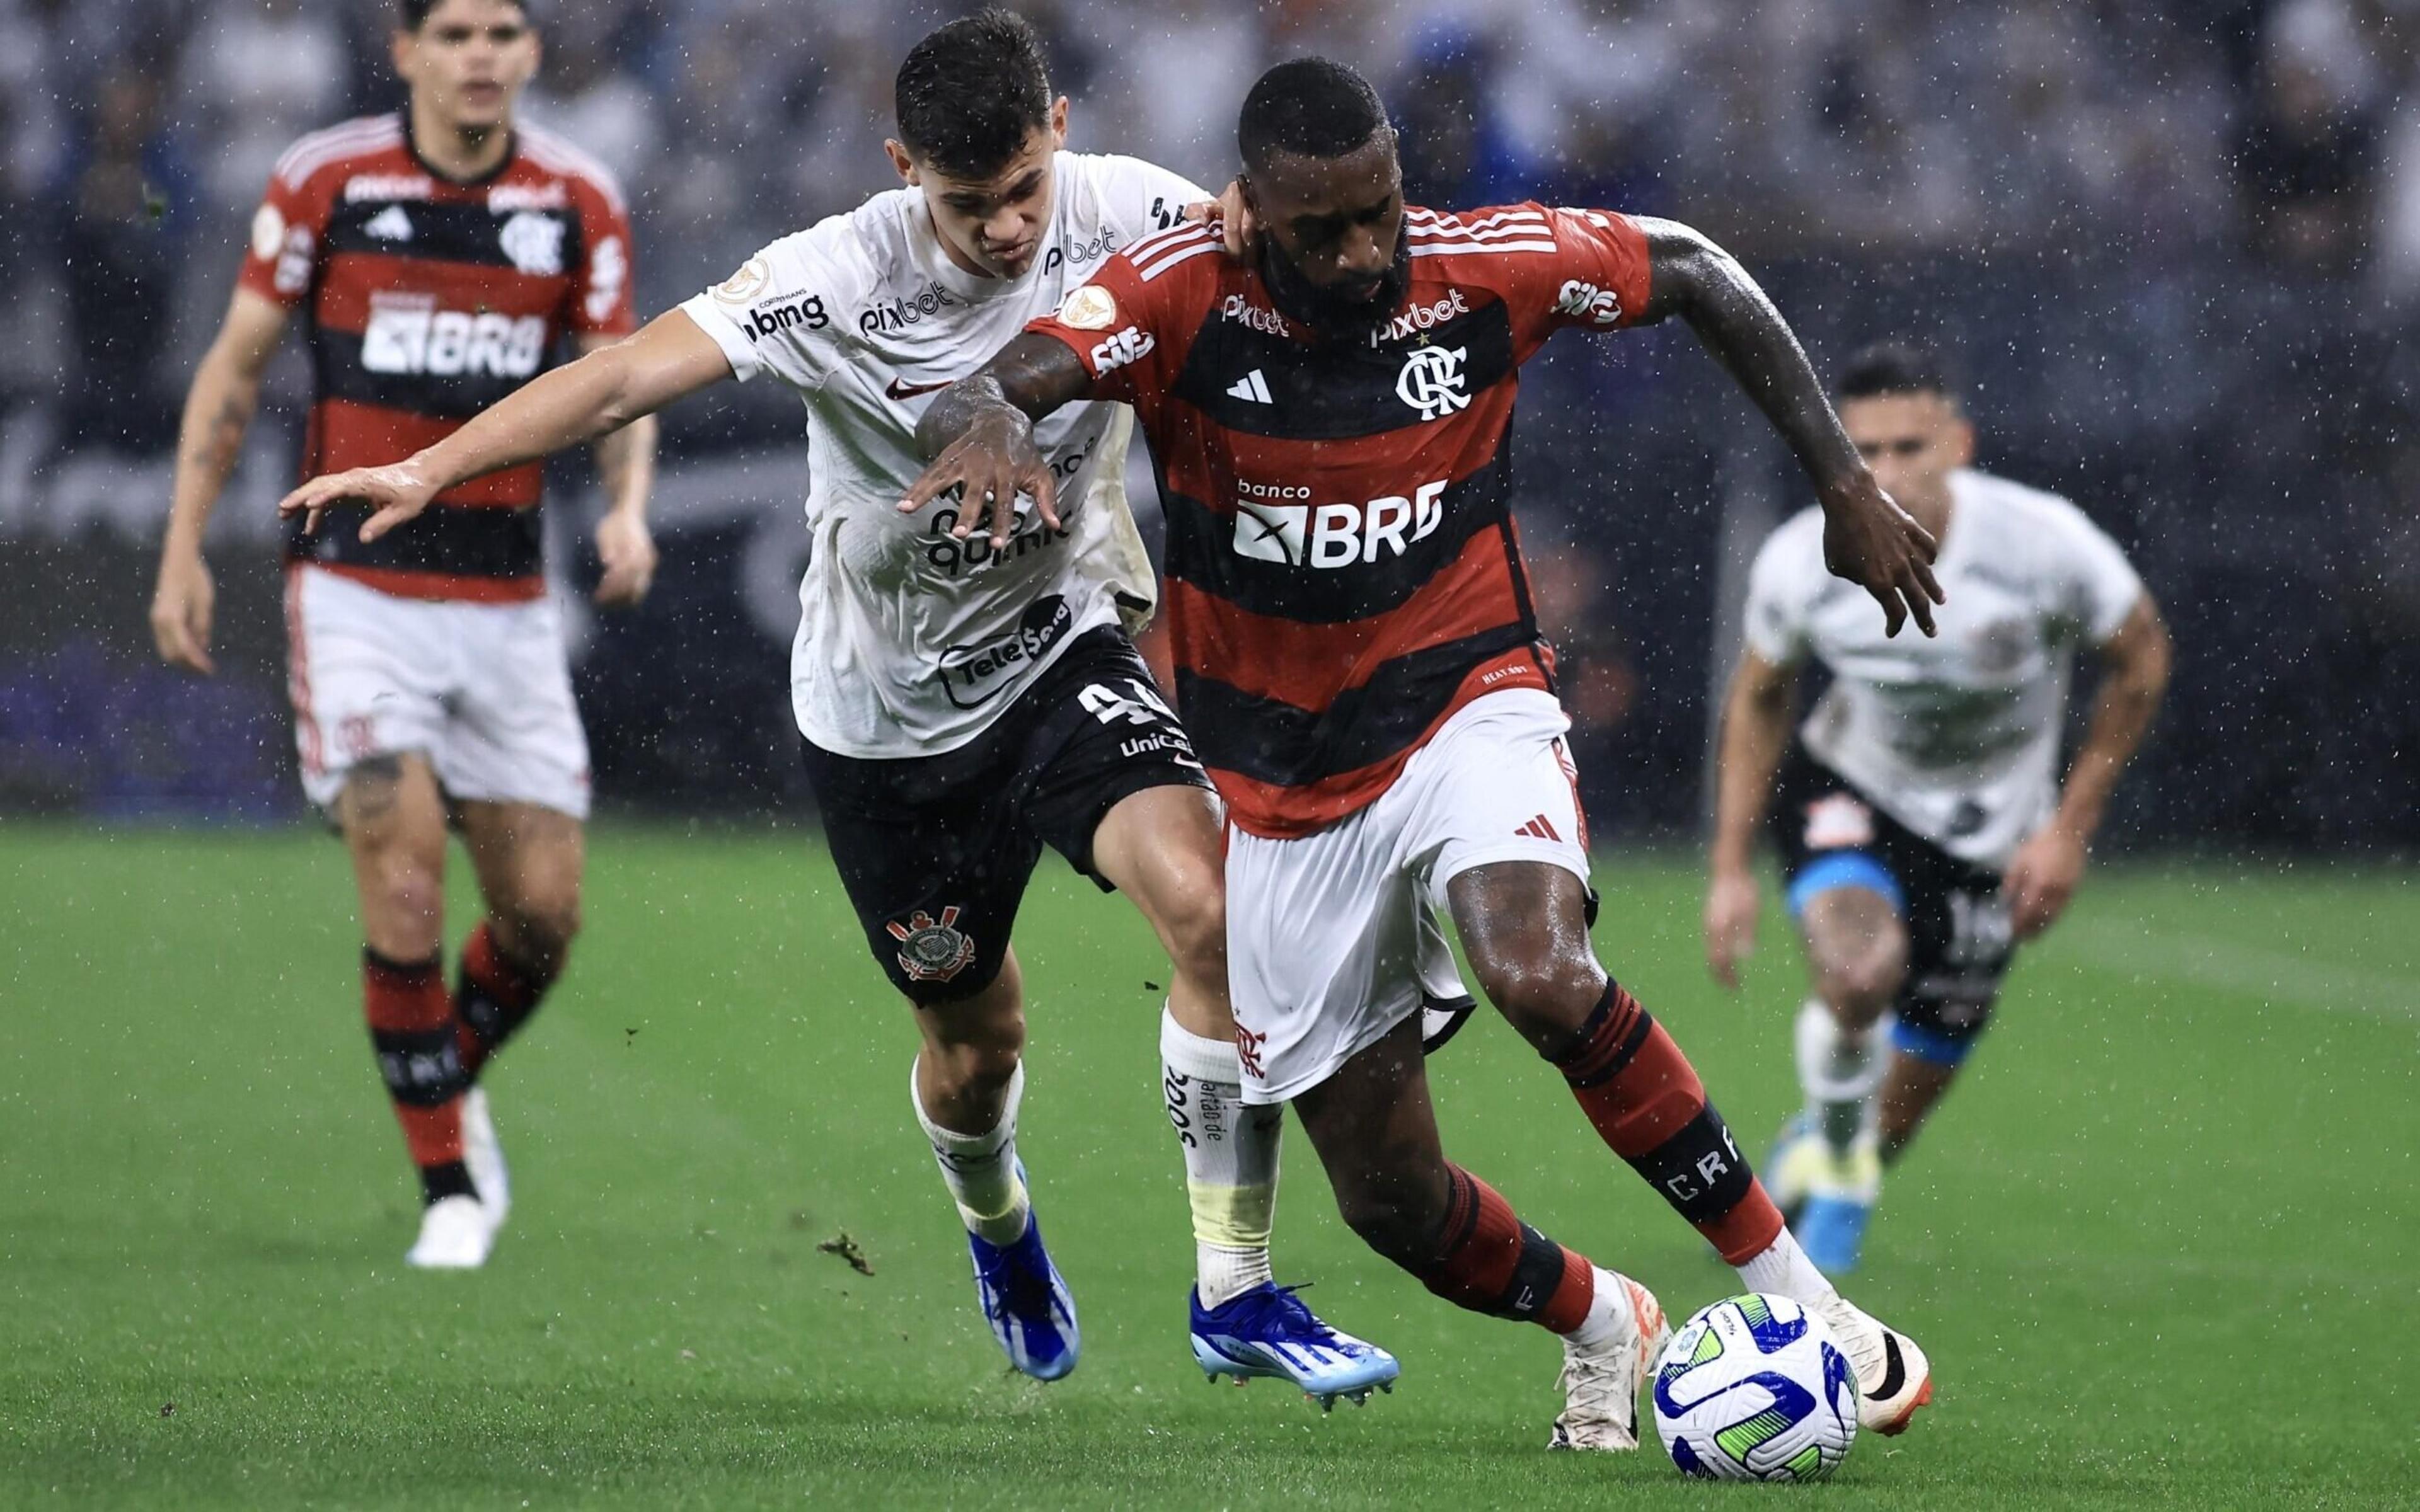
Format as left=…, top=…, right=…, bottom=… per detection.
left=1449, top=859, right=1931, bottom=1435
left=447, top=801, right=589, bottom=1234
left=1090, top=783, right=1398, bottom=1400
left=1289, top=1015, right=1665, bottom=1443
left=1777, top=883, right=1907, bottom=1268
left=1877, top=1052, right=1959, bottom=1163
left=338, top=753, right=488, bottom=1268
left=906, top=949, right=1078, bottom=1380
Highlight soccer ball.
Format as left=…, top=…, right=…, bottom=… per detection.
left=1651, top=1293, right=1858, bottom=1481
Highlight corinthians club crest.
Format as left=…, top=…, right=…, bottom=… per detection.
left=888, top=905, right=976, bottom=983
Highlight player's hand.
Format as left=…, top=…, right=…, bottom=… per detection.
left=1704, top=866, right=1761, bottom=989
left=150, top=547, right=217, bottom=675
left=1820, top=472, right=1943, bottom=638
left=1185, top=179, right=1259, bottom=260
left=897, top=407, right=1058, bottom=549
left=277, top=460, right=439, bottom=544
left=594, top=509, right=657, bottom=607
left=2003, top=824, right=2085, bottom=941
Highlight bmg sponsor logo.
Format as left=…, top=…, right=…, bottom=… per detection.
left=742, top=293, right=829, bottom=341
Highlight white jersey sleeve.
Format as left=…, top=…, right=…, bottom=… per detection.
left=1741, top=510, right=1824, bottom=667
left=2036, top=493, right=2145, bottom=644
left=1079, top=153, right=1211, bottom=247
left=678, top=214, right=872, bottom=387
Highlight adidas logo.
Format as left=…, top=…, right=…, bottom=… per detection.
left=1225, top=369, right=1272, bottom=403
left=364, top=205, right=413, bottom=241
left=1515, top=814, right=1562, bottom=842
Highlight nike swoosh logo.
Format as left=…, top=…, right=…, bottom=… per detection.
left=885, top=375, right=954, bottom=399
left=1870, top=1332, right=1906, bottom=1401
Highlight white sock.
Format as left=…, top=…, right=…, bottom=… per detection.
left=1161, top=1005, right=1278, bottom=1309
left=1795, top=999, right=1885, bottom=1158
left=1734, top=1225, right=1837, bottom=1309
left=1560, top=1266, right=1631, bottom=1350
left=909, top=1056, right=1030, bottom=1247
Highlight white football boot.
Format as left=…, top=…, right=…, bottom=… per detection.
left=406, top=1194, right=497, bottom=1269
left=1547, top=1268, right=1671, bottom=1451
left=1814, top=1292, right=1933, bottom=1435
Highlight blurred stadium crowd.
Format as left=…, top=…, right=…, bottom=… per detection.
left=0, top=0, right=2414, bottom=847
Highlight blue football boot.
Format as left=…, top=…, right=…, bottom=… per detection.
left=967, top=1183, right=1079, bottom=1381
left=1190, top=1283, right=1400, bottom=1409
left=1795, top=1137, right=1882, bottom=1274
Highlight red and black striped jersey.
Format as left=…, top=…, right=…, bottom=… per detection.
left=1025, top=202, right=1652, bottom=837
left=239, top=113, right=636, bottom=602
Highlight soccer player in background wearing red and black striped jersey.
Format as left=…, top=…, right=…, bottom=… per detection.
left=908, top=58, right=1942, bottom=1450
left=149, top=0, right=655, bottom=1270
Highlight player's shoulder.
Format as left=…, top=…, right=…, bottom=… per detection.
left=1059, top=151, right=1202, bottom=232
left=1957, top=468, right=2119, bottom=553
left=268, top=113, right=407, bottom=193
left=1106, top=215, right=1224, bottom=288
left=706, top=207, right=880, bottom=325
left=515, top=121, right=629, bottom=214
left=1405, top=201, right=1568, bottom=268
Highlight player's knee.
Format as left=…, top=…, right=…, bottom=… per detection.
left=1469, top=949, right=1601, bottom=1043
left=919, top=1002, right=1026, bottom=1097
left=1155, top=880, right=1227, bottom=990
left=362, top=852, right=443, bottom=942
left=496, top=890, right=581, bottom=975
left=1824, top=939, right=1907, bottom=1022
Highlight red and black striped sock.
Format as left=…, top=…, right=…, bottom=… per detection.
left=1549, top=981, right=1785, bottom=1264
left=1410, top=1165, right=1598, bottom=1332
left=452, top=922, right=558, bottom=1080
left=363, top=947, right=474, bottom=1205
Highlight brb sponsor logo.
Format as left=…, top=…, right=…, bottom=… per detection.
left=361, top=293, right=545, bottom=379
left=859, top=280, right=957, bottom=335
left=936, top=594, right=1075, bottom=709
left=1233, top=479, right=1449, bottom=568
left=1554, top=278, right=1624, bottom=326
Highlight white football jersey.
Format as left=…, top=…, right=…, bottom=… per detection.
left=679, top=152, right=1203, bottom=758
left=1744, top=468, right=2144, bottom=867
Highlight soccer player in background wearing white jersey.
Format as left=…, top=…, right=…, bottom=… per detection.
left=1705, top=343, right=2172, bottom=1273
left=277, top=11, right=1402, bottom=1401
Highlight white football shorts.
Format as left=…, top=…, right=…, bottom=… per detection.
left=1224, top=687, right=1590, bottom=1104
left=283, top=564, right=592, bottom=819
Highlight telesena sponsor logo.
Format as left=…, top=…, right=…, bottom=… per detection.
left=937, top=594, right=1075, bottom=708
left=343, top=173, right=432, bottom=203
left=361, top=293, right=546, bottom=379
left=1370, top=287, right=1470, bottom=345
left=859, top=280, right=957, bottom=335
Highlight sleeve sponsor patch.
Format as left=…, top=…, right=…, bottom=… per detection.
left=713, top=255, right=771, bottom=305
left=1057, top=283, right=1119, bottom=331
left=250, top=203, right=285, bottom=261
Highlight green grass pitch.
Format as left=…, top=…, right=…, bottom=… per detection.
left=3, top=825, right=2414, bottom=1508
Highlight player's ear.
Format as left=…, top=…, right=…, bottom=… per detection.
left=389, top=25, right=418, bottom=83
left=1049, top=96, right=1069, bottom=150
left=884, top=139, right=918, bottom=187
left=1947, top=414, right=1976, bottom=468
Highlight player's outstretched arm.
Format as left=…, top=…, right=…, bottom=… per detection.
left=1631, top=217, right=1945, bottom=638
left=1705, top=649, right=1800, bottom=988
left=902, top=333, right=1095, bottom=549
left=153, top=288, right=290, bottom=675
left=277, top=309, right=732, bottom=544
left=577, top=331, right=662, bottom=608
left=2004, top=596, right=2172, bottom=939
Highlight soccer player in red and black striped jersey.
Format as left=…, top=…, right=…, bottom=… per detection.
left=908, top=59, right=1944, bottom=1448
left=149, top=0, right=654, bottom=1270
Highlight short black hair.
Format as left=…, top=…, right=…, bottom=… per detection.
left=1238, top=58, right=1389, bottom=173
left=896, top=9, right=1054, bottom=181
left=398, top=0, right=533, bottom=30
left=1836, top=342, right=1956, bottom=403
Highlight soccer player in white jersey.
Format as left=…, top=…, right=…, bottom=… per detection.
left=1705, top=343, right=2172, bottom=1271
left=275, top=11, right=1400, bottom=1400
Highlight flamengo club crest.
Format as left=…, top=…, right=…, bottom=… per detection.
left=1396, top=345, right=1470, bottom=421
left=888, top=905, right=976, bottom=983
